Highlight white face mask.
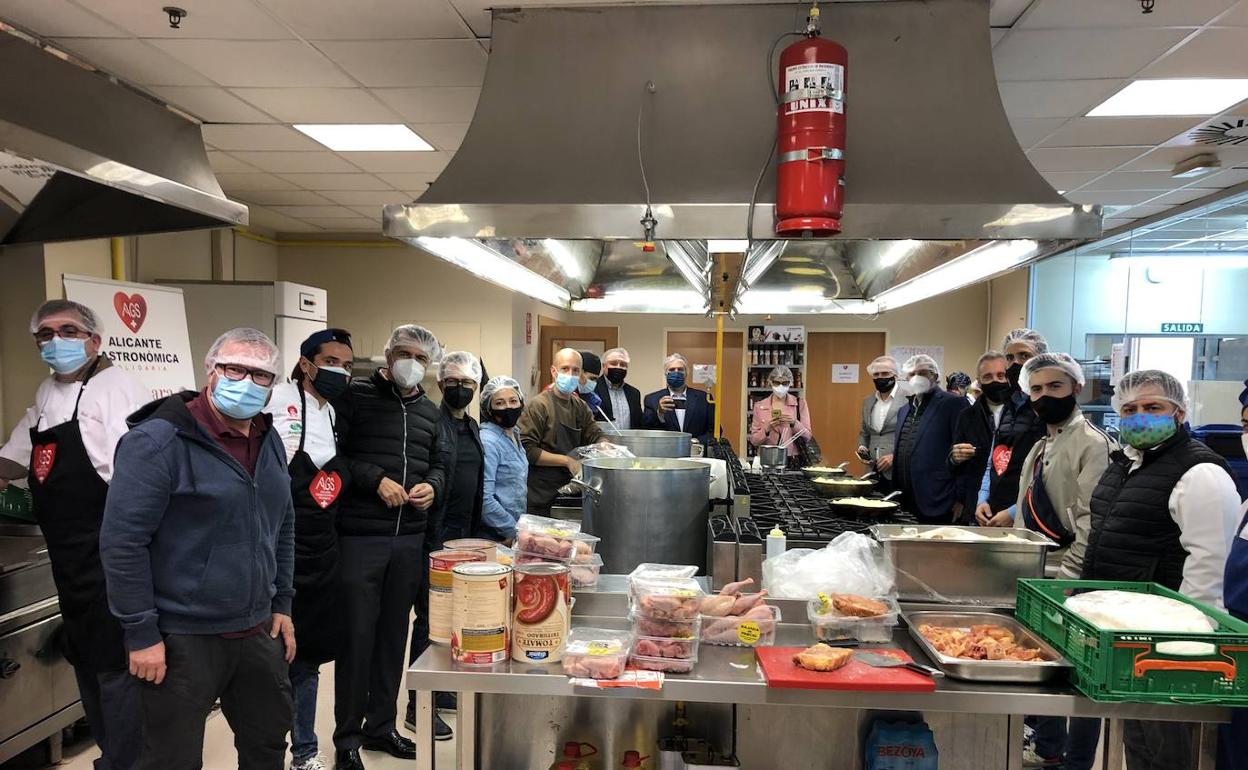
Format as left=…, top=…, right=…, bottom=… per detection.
left=772, top=384, right=790, bottom=398
left=907, top=375, right=933, bottom=395
left=391, top=358, right=426, bottom=389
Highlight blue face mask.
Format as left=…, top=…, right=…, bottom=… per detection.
left=666, top=371, right=686, bottom=389
left=1119, top=411, right=1179, bottom=450
left=554, top=372, right=579, bottom=394
left=578, top=378, right=596, bottom=395
left=212, top=375, right=271, bottom=420
left=40, top=336, right=89, bottom=374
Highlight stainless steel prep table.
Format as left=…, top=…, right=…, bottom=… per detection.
left=407, top=578, right=1231, bottom=769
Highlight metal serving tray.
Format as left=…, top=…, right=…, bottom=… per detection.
left=905, top=611, right=1071, bottom=683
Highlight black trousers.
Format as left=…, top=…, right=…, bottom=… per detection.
left=74, top=667, right=143, bottom=770
left=1124, top=720, right=1195, bottom=770
left=333, top=533, right=424, bottom=751
left=137, top=632, right=292, bottom=770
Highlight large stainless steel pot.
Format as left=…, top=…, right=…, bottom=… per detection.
left=608, top=429, right=692, bottom=458
left=581, top=458, right=710, bottom=574
left=758, top=445, right=786, bottom=471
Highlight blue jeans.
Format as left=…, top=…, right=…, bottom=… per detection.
left=289, top=660, right=320, bottom=764
left=1032, top=716, right=1101, bottom=770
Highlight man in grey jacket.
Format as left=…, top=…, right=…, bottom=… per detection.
left=856, top=355, right=904, bottom=484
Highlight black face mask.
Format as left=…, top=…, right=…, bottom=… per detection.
left=1031, top=394, right=1077, bottom=425
left=312, top=367, right=350, bottom=401
left=1006, top=362, right=1024, bottom=389
left=443, top=385, right=475, bottom=410
left=493, top=406, right=523, bottom=429
left=605, top=367, right=627, bottom=386
left=981, top=380, right=1013, bottom=404
left=873, top=377, right=896, bottom=393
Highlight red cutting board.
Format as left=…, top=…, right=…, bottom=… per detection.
left=755, top=647, right=936, bottom=692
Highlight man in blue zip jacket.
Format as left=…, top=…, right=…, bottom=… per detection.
left=101, top=328, right=296, bottom=770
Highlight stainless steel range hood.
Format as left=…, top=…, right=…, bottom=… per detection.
left=0, top=32, right=247, bottom=245
left=384, top=0, right=1101, bottom=311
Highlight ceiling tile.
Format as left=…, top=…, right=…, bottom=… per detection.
left=1038, top=117, right=1203, bottom=148
left=991, top=29, right=1007, bottom=47
left=256, top=0, right=471, bottom=39
left=1143, top=28, right=1248, bottom=77
left=202, top=124, right=322, bottom=151
left=992, top=28, right=1189, bottom=82
left=1118, top=204, right=1179, bottom=220
left=1081, top=170, right=1193, bottom=191
left=206, top=152, right=258, bottom=173
left=447, top=0, right=493, bottom=38
left=1009, top=118, right=1066, bottom=148
left=315, top=40, right=486, bottom=87
left=0, top=0, right=126, bottom=36
left=372, top=87, right=481, bottom=123
left=83, top=0, right=293, bottom=39
left=301, top=217, right=382, bottom=231
left=402, top=189, right=428, bottom=199
left=214, top=172, right=302, bottom=191
left=1118, top=145, right=1248, bottom=171
left=276, top=173, right=393, bottom=190
left=1147, top=188, right=1222, bottom=205
left=230, top=87, right=401, bottom=123
left=269, top=205, right=362, bottom=218
left=1017, top=0, right=1236, bottom=28
left=247, top=205, right=323, bottom=233
left=377, top=173, right=438, bottom=189
left=1164, top=115, right=1248, bottom=147
left=1066, top=190, right=1170, bottom=206
left=340, top=151, right=451, bottom=173
left=51, top=38, right=213, bottom=86
left=1202, top=166, right=1248, bottom=186
left=1040, top=171, right=1106, bottom=190
left=234, top=190, right=335, bottom=206
left=1103, top=218, right=1137, bottom=230
left=316, top=190, right=407, bottom=206
left=149, top=40, right=354, bottom=87
left=990, top=0, right=1033, bottom=26
left=997, top=79, right=1123, bottom=118
left=410, top=123, right=470, bottom=152
left=1219, top=1, right=1248, bottom=24
left=230, top=152, right=362, bottom=173
left=148, top=86, right=276, bottom=122
left=1026, top=146, right=1150, bottom=172
left=348, top=206, right=384, bottom=219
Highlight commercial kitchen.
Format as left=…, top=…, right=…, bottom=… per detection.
left=1, top=1, right=1248, bottom=769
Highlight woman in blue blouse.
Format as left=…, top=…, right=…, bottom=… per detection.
left=478, top=376, right=528, bottom=543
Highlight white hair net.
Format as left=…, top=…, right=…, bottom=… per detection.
left=30, top=299, right=101, bottom=335
left=663, top=353, right=689, bottom=370
left=768, top=365, right=793, bottom=384
left=204, top=327, right=280, bottom=374
left=480, top=375, right=524, bottom=418
left=1002, top=328, right=1049, bottom=354
left=1020, top=352, right=1085, bottom=392
left=901, top=354, right=941, bottom=381
left=1111, top=369, right=1187, bottom=413
left=385, top=324, right=442, bottom=360
left=867, top=356, right=898, bottom=376
left=603, top=347, right=631, bottom=365
left=438, top=350, right=482, bottom=383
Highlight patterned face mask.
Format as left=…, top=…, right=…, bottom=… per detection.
left=1118, top=411, right=1178, bottom=450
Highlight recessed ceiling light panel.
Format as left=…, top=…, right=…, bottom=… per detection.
left=1087, top=79, right=1248, bottom=118
left=293, top=124, right=433, bottom=152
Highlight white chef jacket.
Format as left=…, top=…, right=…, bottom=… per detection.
left=0, top=366, right=150, bottom=484
left=264, top=380, right=338, bottom=468
left=870, top=385, right=898, bottom=433
left=1123, top=445, right=1242, bottom=609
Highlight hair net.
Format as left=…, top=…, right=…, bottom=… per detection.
left=1111, top=369, right=1187, bottom=413
left=867, top=356, right=898, bottom=376
left=663, top=353, right=689, bottom=370
left=946, top=371, right=972, bottom=390
left=385, top=324, right=442, bottom=360
left=1002, top=328, right=1049, bottom=355
left=768, top=365, right=793, bottom=384
left=579, top=350, right=602, bottom=375
left=30, top=299, right=100, bottom=335
left=480, top=375, right=524, bottom=418
left=603, top=347, right=631, bottom=365
left=1019, top=352, right=1085, bottom=392
left=901, top=354, right=941, bottom=381
left=205, top=327, right=279, bottom=374
left=438, top=350, right=482, bottom=382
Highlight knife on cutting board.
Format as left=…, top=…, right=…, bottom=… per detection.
left=852, top=651, right=944, bottom=678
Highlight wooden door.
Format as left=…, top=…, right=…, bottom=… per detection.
left=666, top=331, right=745, bottom=452
left=804, top=332, right=887, bottom=466
left=538, top=325, right=619, bottom=389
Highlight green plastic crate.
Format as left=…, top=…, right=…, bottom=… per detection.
left=1016, top=579, right=1248, bottom=705
left=0, top=485, right=34, bottom=522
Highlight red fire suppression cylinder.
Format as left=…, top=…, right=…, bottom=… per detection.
left=775, top=9, right=847, bottom=237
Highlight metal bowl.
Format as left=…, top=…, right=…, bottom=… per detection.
left=810, top=476, right=878, bottom=498
left=800, top=464, right=848, bottom=480
left=827, top=496, right=900, bottom=517
left=758, top=445, right=787, bottom=471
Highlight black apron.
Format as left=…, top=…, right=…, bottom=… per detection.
left=287, top=386, right=350, bottom=664
left=1020, top=443, right=1075, bottom=547
left=28, top=359, right=127, bottom=673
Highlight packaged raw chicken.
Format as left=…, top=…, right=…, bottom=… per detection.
left=628, top=564, right=699, bottom=599
left=633, top=635, right=697, bottom=659
left=561, top=628, right=633, bottom=680
left=631, top=578, right=705, bottom=621
left=515, top=515, right=580, bottom=562
left=569, top=532, right=601, bottom=564
left=699, top=577, right=768, bottom=617
left=808, top=592, right=900, bottom=643
left=630, top=612, right=700, bottom=639
left=700, top=605, right=780, bottom=647
left=629, top=654, right=695, bottom=674
left=570, top=553, right=604, bottom=589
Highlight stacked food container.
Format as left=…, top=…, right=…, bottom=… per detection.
left=628, top=565, right=703, bottom=673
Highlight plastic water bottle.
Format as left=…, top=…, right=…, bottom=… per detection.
left=766, top=527, right=786, bottom=560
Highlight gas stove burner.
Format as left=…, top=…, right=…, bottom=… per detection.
left=743, top=470, right=915, bottom=543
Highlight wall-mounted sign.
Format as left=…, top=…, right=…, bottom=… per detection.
left=1160, top=322, right=1203, bottom=334
left=831, top=364, right=859, bottom=384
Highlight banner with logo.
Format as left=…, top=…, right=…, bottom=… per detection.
left=63, top=274, right=196, bottom=400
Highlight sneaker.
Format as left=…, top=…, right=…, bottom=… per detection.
left=403, top=700, right=416, bottom=732
left=1022, top=747, right=1061, bottom=768
left=292, top=755, right=328, bottom=770
left=435, top=692, right=457, bottom=712
left=434, top=713, right=453, bottom=742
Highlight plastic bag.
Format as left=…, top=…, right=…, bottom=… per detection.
left=570, top=442, right=636, bottom=461
left=864, top=721, right=938, bottom=770
left=762, top=532, right=896, bottom=600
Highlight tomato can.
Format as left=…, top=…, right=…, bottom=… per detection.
left=451, top=562, right=512, bottom=665
left=443, top=537, right=498, bottom=562
left=428, top=549, right=486, bottom=645
left=512, top=563, right=570, bottom=664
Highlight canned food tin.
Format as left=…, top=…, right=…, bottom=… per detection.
left=451, top=562, right=512, bottom=665
left=428, top=549, right=486, bottom=645
left=443, top=538, right=498, bottom=562
left=512, top=563, right=571, bottom=664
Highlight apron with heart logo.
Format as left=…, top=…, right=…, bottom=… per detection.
left=286, top=385, right=351, bottom=664
left=27, top=357, right=127, bottom=672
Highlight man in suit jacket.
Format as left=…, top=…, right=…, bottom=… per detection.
left=856, top=355, right=905, bottom=485
left=595, top=347, right=642, bottom=429
left=893, top=354, right=971, bottom=522
left=642, top=353, right=715, bottom=444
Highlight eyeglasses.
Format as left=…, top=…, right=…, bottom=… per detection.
left=215, top=363, right=276, bottom=387
left=442, top=378, right=477, bottom=389
left=34, top=325, right=91, bottom=343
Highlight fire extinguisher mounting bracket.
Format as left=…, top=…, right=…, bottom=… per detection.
left=778, top=147, right=844, bottom=164
left=782, top=87, right=843, bottom=104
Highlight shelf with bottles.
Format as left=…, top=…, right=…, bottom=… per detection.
left=746, top=348, right=803, bottom=367
left=748, top=364, right=802, bottom=369
left=745, top=369, right=803, bottom=390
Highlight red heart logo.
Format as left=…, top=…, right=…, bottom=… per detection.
left=991, top=444, right=1013, bottom=477
left=309, top=470, right=341, bottom=509
left=113, top=292, right=147, bottom=333
left=32, top=444, right=57, bottom=484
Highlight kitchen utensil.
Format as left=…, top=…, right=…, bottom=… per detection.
left=800, top=463, right=847, bottom=480
left=904, top=610, right=1071, bottom=683
left=826, top=496, right=901, bottom=517
left=755, top=647, right=936, bottom=692
left=777, top=424, right=809, bottom=450
left=882, top=490, right=902, bottom=501
left=609, top=429, right=692, bottom=458
left=809, top=475, right=878, bottom=498
left=853, top=650, right=943, bottom=678
left=758, top=445, right=787, bottom=472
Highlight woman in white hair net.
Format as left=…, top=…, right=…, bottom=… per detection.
left=478, top=376, right=528, bottom=544
left=1079, top=369, right=1241, bottom=770
left=893, top=353, right=971, bottom=522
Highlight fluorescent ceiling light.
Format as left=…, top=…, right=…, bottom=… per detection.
left=413, top=237, right=570, bottom=308
left=734, top=288, right=878, bottom=315
left=873, top=239, right=1038, bottom=311
left=294, top=124, right=433, bottom=151
left=707, top=239, right=749, bottom=253
left=1109, top=251, right=1248, bottom=267
left=570, top=289, right=708, bottom=314
left=1087, top=79, right=1248, bottom=117
left=879, top=239, right=920, bottom=269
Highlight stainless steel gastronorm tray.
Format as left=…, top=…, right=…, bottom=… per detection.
left=904, top=611, right=1071, bottom=683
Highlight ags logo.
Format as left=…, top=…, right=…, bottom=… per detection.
left=32, top=444, right=57, bottom=483
left=113, top=292, right=148, bottom=333
left=309, top=470, right=341, bottom=509
left=287, top=405, right=299, bottom=418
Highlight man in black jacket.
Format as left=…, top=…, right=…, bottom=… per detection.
left=949, top=351, right=1011, bottom=521
left=331, top=324, right=445, bottom=770
left=596, top=347, right=642, bottom=429
left=892, top=354, right=970, bottom=522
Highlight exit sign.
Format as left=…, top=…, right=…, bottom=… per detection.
left=1160, top=322, right=1203, bottom=334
